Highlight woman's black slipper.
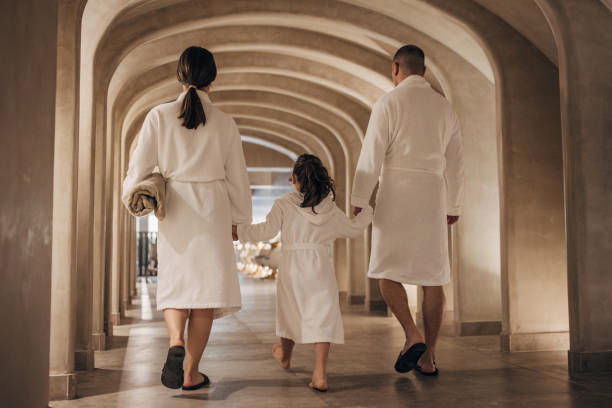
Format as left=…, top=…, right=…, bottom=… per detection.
left=161, top=345, right=185, bottom=389
left=416, top=363, right=439, bottom=376
left=182, top=372, right=210, bottom=390
left=394, top=342, right=427, bottom=373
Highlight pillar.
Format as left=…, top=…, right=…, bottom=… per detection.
left=0, top=0, right=59, bottom=405
left=432, top=0, right=568, bottom=351
left=121, top=208, right=130, bottom=316
left=536, top=0, right=612, bottom=375
left=110, top=135, right=122, bottom=331
left=50, top=0, right=87, bottom=397
left=130, top=218, right=138, bottom=298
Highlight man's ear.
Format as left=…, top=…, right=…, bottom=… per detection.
left=392, top=62, right=399, bottom=76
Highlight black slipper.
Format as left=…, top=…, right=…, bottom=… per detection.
left=161, top=346, right=185, bottom=389
left=182, top=372, right=210, bottom=390
left=394, top=342, right=427, bottom=373
left=309, top=384, right=328, bottom=393
left=416, top=363, right=439, bottom=376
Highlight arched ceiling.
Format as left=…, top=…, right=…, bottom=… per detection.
left=473, top=0, right=557, bottom=64
left=77, top=0, right=558, bottom=213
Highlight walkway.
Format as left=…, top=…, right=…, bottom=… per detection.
left=51, top=278, right=612, bottom=407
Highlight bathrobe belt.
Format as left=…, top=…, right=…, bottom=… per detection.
left=382, top=166, right=444, bottom=176
left=283, top=243, right=332, bottom=253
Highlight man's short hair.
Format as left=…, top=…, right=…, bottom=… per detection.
left=393, top=45, right=425, bottom=73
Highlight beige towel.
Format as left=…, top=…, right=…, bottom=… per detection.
left=125, top=173, right=166, bottom=220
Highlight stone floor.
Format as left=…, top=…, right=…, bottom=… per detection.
left=51, top=278, right=612, bottom=407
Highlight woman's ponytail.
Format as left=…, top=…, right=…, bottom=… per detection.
left=177, top=46, right=217, bottom=130
left=179, top=87, right=207, bottom=129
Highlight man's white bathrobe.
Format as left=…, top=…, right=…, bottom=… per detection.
left=238, top=192, right=373, bottom=344
left=123, top=90, right=252, bottom=318
left=351, top=75, right=464, bottom=286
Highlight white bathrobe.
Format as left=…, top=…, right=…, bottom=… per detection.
left=351, top=75, right=464, bottom=286
left=237, top=192, right=373, bottom=344
left=123, top=90, right=252, bottom=318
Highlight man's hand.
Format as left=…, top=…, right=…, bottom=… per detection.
left=353, top=207, right=363, bottom=216
left=447, top=215, right=459, bottom=225
left=232, top=225, right=238, bottom=241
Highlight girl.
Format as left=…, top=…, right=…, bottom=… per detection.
left=234, top=154, right=373, bottom=391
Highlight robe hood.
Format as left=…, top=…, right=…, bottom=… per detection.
left=284, top=191, right=336, bottom=225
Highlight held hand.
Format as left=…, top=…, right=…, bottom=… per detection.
left=353, top=207, right=363, bottom=216
left=232, top=225, right=238, bottom=241
left=447, top=215, right=459, bottom=225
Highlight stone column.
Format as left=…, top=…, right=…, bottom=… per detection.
left=84, top=106, right=109, bottom=355
left=0, top=1, right=59, bottom=406
left=49, top=0, right=85, bottom=400
left=110, top=135, right=122, bottom=331
left=130, top=218, right=138, bottom=298
left=121, top=209, right=130, bottom=316
left=430, top=0, right=568, bottom=352
left=536, top=0, right=612, bottom=375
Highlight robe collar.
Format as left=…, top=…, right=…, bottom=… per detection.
left=176, top=89, right=212, bottom=104
left=396, top=74, right=429, bottom=88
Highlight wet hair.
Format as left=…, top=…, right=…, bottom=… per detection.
left=393, top=45, right=425, bottom=74
left=292, top=154, right=336, bottom=214
left=176, top=46, right=217, bottom=129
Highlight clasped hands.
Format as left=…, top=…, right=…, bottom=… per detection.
left=352, top=206, right=459, bottom=225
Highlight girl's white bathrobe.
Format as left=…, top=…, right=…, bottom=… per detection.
left=123, top=90, right=252, bottom=318
left=351, top=75, right=464, bottom=286
left=237, top=192, right=373, bottom=344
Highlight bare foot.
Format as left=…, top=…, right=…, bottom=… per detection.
left=309, top=372, right=328, bottom=391
left=272, top=344, right=291, bottom=369
left=418, top=353, right=437, bottom=373
left=401, top=335, right=425, bottom=354
left=182, top=371, right=204, bottom=387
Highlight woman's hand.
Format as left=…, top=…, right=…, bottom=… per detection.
left=232, top=225, right=238, bottom=241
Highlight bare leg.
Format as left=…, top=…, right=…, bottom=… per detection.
left=164, top=308, right=189, bottom=347
left=272, top=337, right=294, bottom=369
left=183, top=308, right=214, bottom=386
left=378, top=279, right=424, bottom=352
left=309, top=342, right=330, bottom=391
left=419, top=286, right=445, bottom=372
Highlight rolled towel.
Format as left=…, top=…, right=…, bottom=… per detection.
left=124, top=173, right=166, bottom=220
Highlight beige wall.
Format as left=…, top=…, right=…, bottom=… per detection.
left=0, top=1, right=58, bottom=406
left=243, top=142, right=295, bottom=168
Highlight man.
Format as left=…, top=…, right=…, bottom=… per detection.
left=352, top=45, right=464, bottom=375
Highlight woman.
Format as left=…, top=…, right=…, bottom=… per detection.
left=122, top=46, right=252, bottom=390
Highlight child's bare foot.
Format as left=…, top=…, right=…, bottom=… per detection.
left=309, top=371, right=328, bottom=392
left=272, top=344, right=291, bottom=369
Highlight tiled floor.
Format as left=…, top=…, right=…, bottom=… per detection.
left=51, top=278, right=612, bottom=407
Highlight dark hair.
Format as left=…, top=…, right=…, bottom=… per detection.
left=393, top=45, right=425, bottom=74
left=293, top=154, right=336, bottom=214
left=177, top=46, right=217, bottom=129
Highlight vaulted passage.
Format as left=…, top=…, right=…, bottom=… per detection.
left=1, top=1, right=612, bottom=407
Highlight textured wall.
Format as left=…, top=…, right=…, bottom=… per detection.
left=0, top=0, right=58, bottom=406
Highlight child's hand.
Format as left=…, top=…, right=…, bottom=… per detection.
left=232, top=225, right=239, bottom=241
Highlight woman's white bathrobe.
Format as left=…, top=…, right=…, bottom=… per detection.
left=123, top=90, right=252, bottom=318
left=351, top=75, right=464, bottom=286
left=237, top=192, right=373, bottom=344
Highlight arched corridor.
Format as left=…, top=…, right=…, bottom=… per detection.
left=1, top=0, right=612, bottom=407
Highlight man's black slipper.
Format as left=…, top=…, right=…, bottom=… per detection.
left=161, top=345, right=185, bottom=389
left=416, top=363, right=439, bottom=376
left=394, top=342, right=427, bottom=373
left=182, top=373, right=210, bottom=390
